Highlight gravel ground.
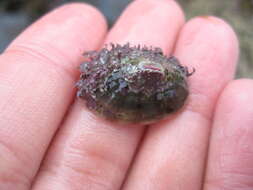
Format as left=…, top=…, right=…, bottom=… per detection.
left=0, top=0, right=252, bottom=78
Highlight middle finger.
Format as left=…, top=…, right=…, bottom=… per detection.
left=32, top=0, right=185, bottom=189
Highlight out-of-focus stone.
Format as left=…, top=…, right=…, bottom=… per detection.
left=0, top=12, right=29, bottom=52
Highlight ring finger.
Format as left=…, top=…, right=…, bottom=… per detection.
left=122, top=16, right=239, bottom=190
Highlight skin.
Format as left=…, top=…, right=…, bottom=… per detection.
left=0, top=0, right=252, bottom=189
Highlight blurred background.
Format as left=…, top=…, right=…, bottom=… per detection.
left=0, top=0, right=252, bottom=78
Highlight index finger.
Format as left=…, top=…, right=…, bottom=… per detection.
left=0, top=3, right=106, bottom=189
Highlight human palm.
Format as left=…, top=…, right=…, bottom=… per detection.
left=0, top=0, right=253, bottom=190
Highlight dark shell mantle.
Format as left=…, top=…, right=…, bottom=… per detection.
left=76, top=43, right=194, bottom=123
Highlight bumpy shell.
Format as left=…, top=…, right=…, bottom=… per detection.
left=76, top=43, right=193, bottom=123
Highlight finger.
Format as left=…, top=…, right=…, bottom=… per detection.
left=204, top=79, right=253, bottom=190
left=32, top=0, right=185, bottom=189
left=105, top=0, right=184, bottom=52
left=0, top=3, right=106, bottom=190
left=123, top=16, right=239, bottom=190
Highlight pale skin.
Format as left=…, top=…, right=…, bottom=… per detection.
left=0, top=0, right=253, bottom=189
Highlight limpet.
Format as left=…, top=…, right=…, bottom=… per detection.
left=76, top=43, right=194, bottom=123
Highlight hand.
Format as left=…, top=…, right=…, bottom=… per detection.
left=0, top=0, right=252, bottom=189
